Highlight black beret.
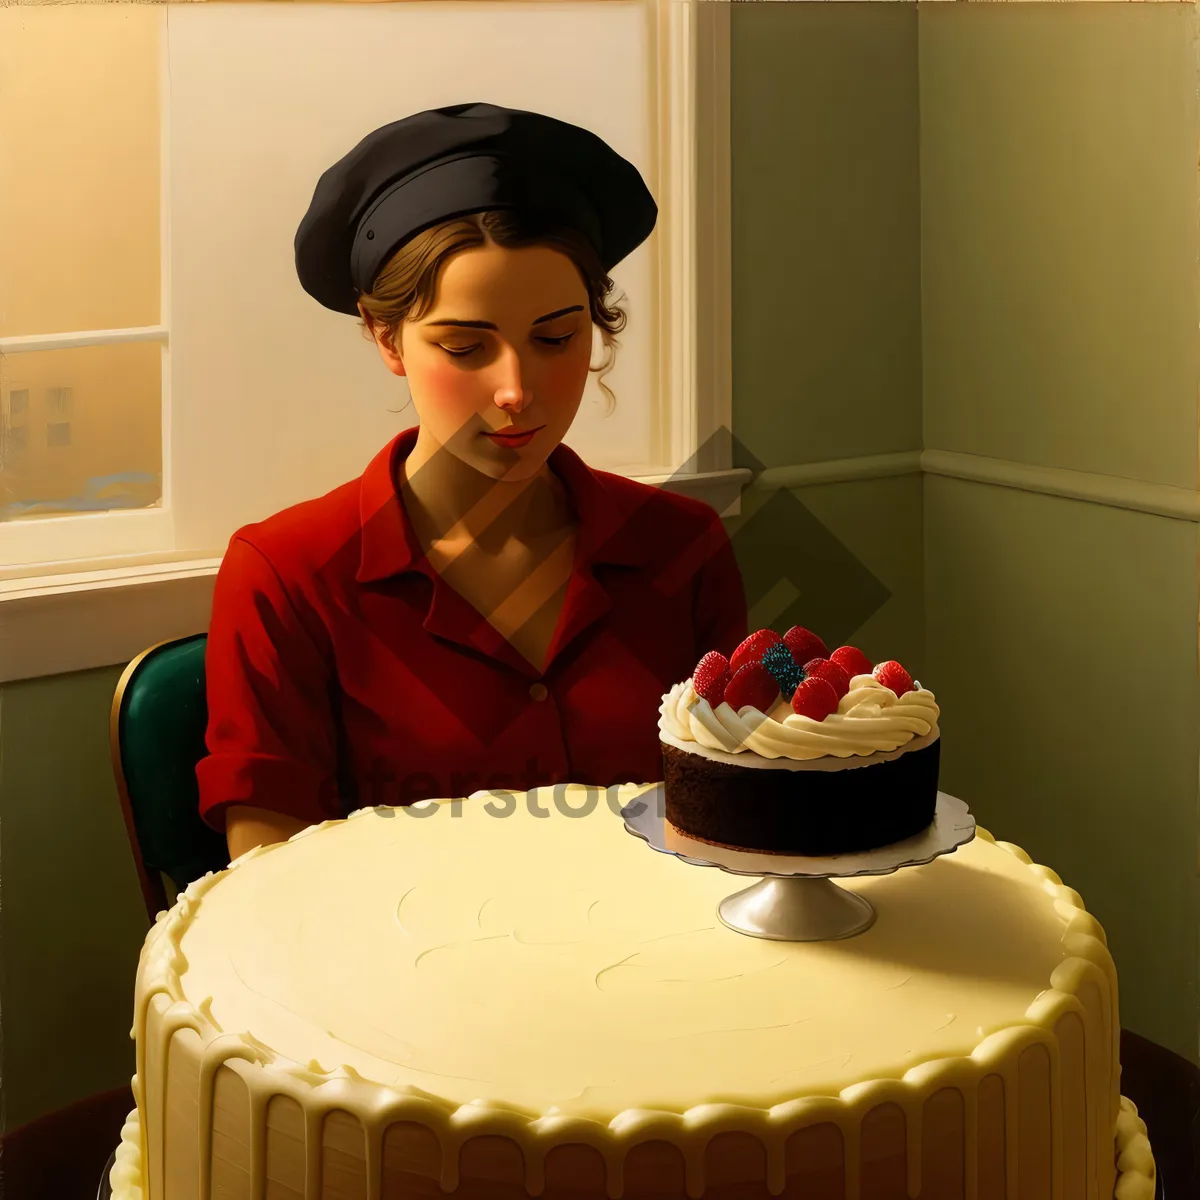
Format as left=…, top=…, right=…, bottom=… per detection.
left=294, top=102, right=658, bottom=316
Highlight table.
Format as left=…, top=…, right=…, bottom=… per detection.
left=0, top=1085, right=130, bottom=1200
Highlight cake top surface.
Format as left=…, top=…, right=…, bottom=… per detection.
left=168, top=783, right=1104, bottom=1124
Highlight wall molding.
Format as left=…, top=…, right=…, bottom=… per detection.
left=654, top=0, right=733, bottom=477
left=0, top=559, right=220, bottom=685
left=920, top=449, right=1200, bottom=523
left=752, top=451, right=924, bottom=492
left=751, top=447, right=1200, bottom=524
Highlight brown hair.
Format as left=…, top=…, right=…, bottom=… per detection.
left=357, top=209, right=627, bottom=414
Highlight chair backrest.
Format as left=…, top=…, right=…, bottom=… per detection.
left=110, top=633, right=228, bottom=923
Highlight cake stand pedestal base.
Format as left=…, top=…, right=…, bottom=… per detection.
left=718, top=874, right=875, bottom=941
left=622, top=788, right=976, bottom=943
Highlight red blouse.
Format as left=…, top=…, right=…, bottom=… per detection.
left=197, top=425, right=748, bottom=833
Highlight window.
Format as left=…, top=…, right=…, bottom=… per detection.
left=0, top=0, right=734, bottom=681
left=0, top=3, right=168, bottom=566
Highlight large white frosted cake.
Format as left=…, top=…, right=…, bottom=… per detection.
left=112, top=784, right=1155, bottom=1199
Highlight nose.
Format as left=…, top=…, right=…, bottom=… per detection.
left=492, top=345, right=532, bottom=413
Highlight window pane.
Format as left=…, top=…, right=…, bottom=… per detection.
left=0, top=343, right=162, bottom=520
left=0, top=5, right=161, bottom=338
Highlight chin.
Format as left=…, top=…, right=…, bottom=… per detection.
left=466, top=443, right=548, bottom=479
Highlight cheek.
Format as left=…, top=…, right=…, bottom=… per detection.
left=411, top=357, right=480, bottom=407
left=538, top=345, right=592, bottom=396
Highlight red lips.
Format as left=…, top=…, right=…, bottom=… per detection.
left=485, top=425, right=542, bottom=443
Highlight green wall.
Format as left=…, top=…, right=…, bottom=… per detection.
left=2, top=0, right=1197, bottom=1135
left=734, top=0, right=1200, bottom=1064
left=730, top=2, right=926, bottom=678
left=919, top=2, right=1200, bottom=1061
left=0, top=667, right=149, bottom=1131
left=732, top=2, right=923, bottom=469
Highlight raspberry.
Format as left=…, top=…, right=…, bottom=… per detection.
left=729, top=629, right=783, bottom=674
left=801, top=657, right=851, bottom=701
left=724, top=661, right=781, bottom=714
left=782, top=626, right=828, bottom=666
left=830, top=645, right=873, bottom=678
left=790, top=676, right=840, bottom=721
left=693, top=650, right=731, bottom=706
left=873, top=660, right=914, bottom=697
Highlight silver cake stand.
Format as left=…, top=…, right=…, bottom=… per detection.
left=621, top=789, right=975, bottom=942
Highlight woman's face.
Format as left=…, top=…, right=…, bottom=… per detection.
left=369, top=240, right=595, bottom=480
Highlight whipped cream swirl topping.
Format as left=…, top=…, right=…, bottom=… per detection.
left=659, top=673, right=940, bottom=761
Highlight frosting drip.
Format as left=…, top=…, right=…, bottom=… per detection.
left=110, top=1090, right=1158, bottom=1200
left=658, top=674, right=940, bottom=761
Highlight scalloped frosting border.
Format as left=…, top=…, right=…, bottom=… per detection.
left=127, top=797, right=1139, bottom=1200
left=107, top=1096, right=1158, bottom=1200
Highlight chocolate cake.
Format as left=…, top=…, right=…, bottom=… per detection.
left=658, top=626, right=941, bottom=856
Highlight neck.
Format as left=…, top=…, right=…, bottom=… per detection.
left=398, top=426, right=573, bottom=555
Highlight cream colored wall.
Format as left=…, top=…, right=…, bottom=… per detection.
left=0, top=4, right=162, bottom=509
left=154, top=0, right=659, bottom=556
left=920, top=2, right=1200, bottom=1060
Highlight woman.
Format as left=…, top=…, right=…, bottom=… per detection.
left=198, top=103, right=748, bottom=860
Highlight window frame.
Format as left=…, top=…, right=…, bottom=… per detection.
left=0, top=0, right=737, bottom=683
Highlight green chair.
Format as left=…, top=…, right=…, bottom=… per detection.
left=109, top=632, right=228, bottom=924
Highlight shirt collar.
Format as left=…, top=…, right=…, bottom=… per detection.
left=357, top=425, right=655, bottom=585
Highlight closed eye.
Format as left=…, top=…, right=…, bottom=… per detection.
left=438, top=332, right=575, bottom=357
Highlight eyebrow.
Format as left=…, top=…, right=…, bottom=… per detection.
left=422, top=305, right=584, bottom=330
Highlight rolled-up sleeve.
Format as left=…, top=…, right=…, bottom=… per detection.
left=197, top=534, right=342, bottom=834
left=692, top=516, right=748, bottom=663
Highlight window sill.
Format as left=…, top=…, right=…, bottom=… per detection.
left=0, top=468, right=749, bottom=683
left=0, top=557, right=223, bottom=684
